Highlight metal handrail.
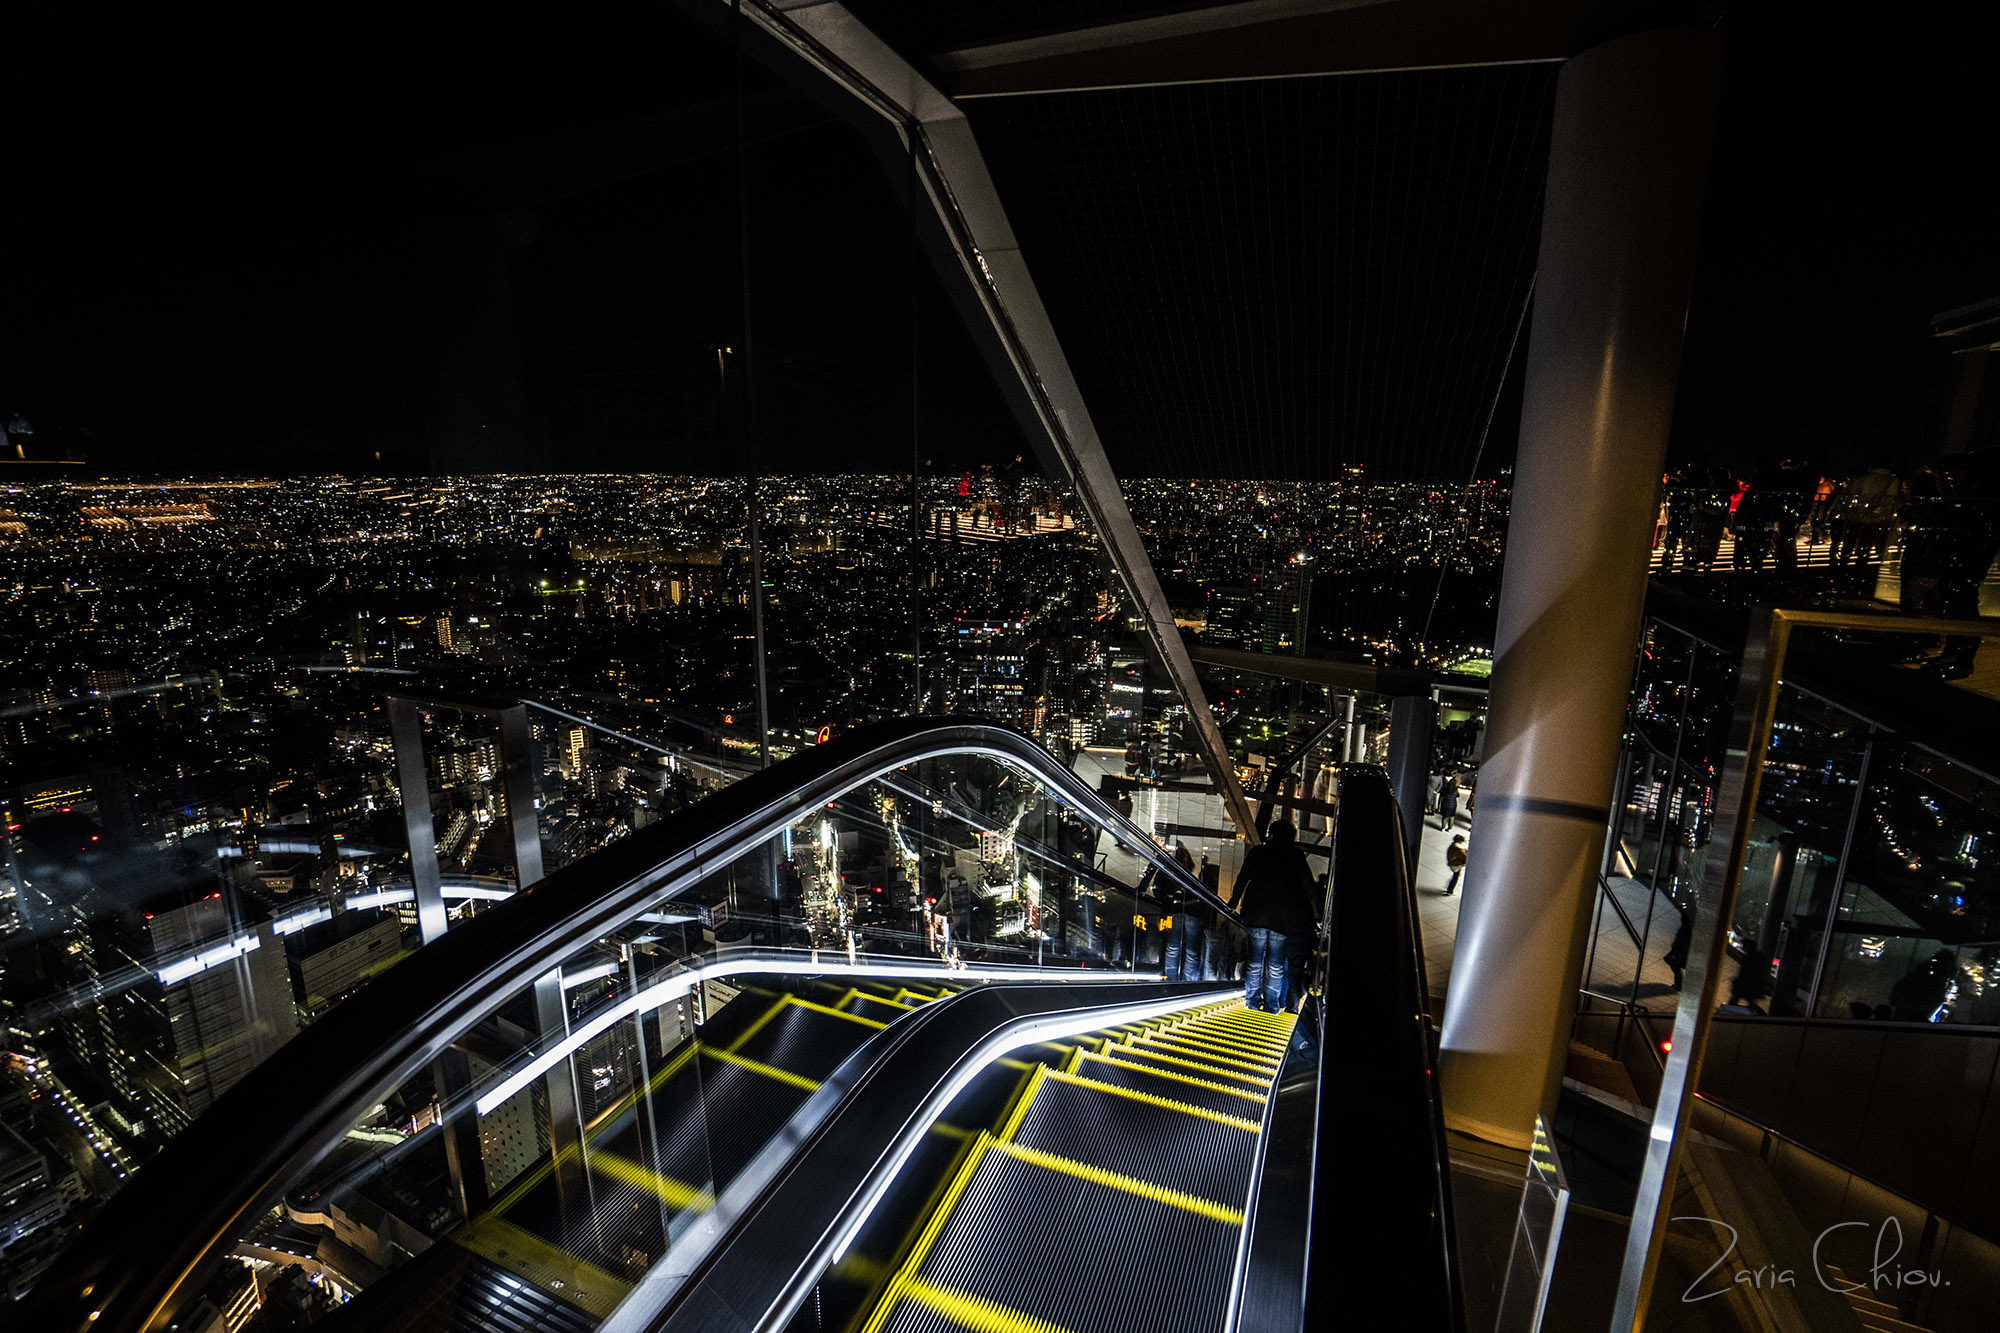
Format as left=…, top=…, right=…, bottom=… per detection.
left=1309, top=765, right=1465, bottom=1333
left=1594, top=870, right=1649, bottom=952
left=21, top=716, right=1242, bottom=1333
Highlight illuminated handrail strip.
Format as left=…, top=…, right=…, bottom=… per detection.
left=474, top=955, right=1162, bottom=1115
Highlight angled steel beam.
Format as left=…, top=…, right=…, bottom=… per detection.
left=938, top=0, right=1578, bottom=98
left=706, top=0, right=1261, bottom=843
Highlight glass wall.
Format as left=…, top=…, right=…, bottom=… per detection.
left=1583, top=614, right=2000, bottom=1031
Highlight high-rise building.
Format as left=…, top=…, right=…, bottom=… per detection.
left=1260, top=555, right=1313, bottom=656
left=0, top=1122, right=83, bottom=1299
left=137, top=897, right=299, bottom=1134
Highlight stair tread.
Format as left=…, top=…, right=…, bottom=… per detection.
left=1009, top=1071, right=1258, bottom=1206
left=1073, top=1053, right=1270, bottom=1119
left=886, top=1145, right=1238, bottom=1333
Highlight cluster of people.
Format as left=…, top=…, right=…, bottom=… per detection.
left=1656, top=451, right=2000, bottom=603
left=1427, top=768, right=1473, bottom=831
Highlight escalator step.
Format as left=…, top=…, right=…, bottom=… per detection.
left=1069, top=1054, right=1270, bottom=1120
left=841, top=993, right=914, bottom=1023
left=1106, top=1043, right=1269, bottom=1089
left=1200, top=1021, right=1293, bottom=1044
left=665, top=1053, right=813, bottom=1194
left=729, top=999, right=884, bottom=1082
left=879, top=1142, right=1239, bottom=1333
left=1201, top=1008, right=1291, bottom=1035
left=1163, top=1024, right=1289, bottom=1062
left=1007, top=1069, right=1259, bottom=1206
left=1135, top=1035, right=1279, bottom=1077
left=1191, top=1025, right=1291, bottom=1057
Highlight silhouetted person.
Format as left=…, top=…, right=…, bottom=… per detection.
left=1160, top=841, right=1215, bottom=981
left=1282, top=870, right=1323, bottom=1010
left=1889, top=950, right=1957, bottom=1022
left=1767, top=457, right=1819, bottom=575
left=1444, top=835, right=1467, bottom=896
left=1229, top=820, right=1318, bottom=1013
left=1437, top=772, right=1459, bottom=831
left=1688, top=473, right=1731, bottom=575
left=1832, top=462, right=1902, bottom=583
left=1731, top=476, right=1775, bottom=578
left=1663, top=908, right=1695, bottom=990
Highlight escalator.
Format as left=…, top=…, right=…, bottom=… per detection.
left=21, top=719, right=1454, bottom=1333
left=852, top=1002, right=1294, bottom=1333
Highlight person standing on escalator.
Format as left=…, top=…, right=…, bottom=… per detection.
left=1159, top=841, right=1215, bottom=981
left=1228, top=820, right=1319, bottom=1013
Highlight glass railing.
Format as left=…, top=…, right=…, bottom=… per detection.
left=1587, top=606, right=2000, bottom=1032
left=23, top=720, right=1245, bottom=1332
left=1492, top=1117, right=1569, bottom=1333
left=1604, top=608, right=2000, bottom=1331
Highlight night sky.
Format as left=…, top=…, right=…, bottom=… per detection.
left=5, top=10, right=1995, bottom=480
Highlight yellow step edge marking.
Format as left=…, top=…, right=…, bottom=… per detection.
left=788, top=997, right=890, bottom=1028
left=1077, top=1052, right=1267, bottom=1103
left=1138, top=1035, right=1279, bottom=1075
left=1208, top=1014, right=1293, bottom=1032
left=839, top=985, right=916, bottom=1011
left=1198, top=1020, right=1293, bottom=1049
left=1096, top=1048, right=1264, bottom=1088
left=1160, top=1026, right=1286, bottom=1060
left=1047, top=1070, right=1262, bottom=1132
left=1192, top=1016, right=1288, bottom=1048
left=1168, top=1026, right=1288, bottom=1059
left=705, top=1047, right=821, bottom=1092
left=1109, top=1043, right=1269, bottom=1087
left=451, top=1212, right=632, bottom=1321
left=725, top=994, right=793, bottom=1053
left=899, top=1275, right=1076, bottom=1333
left=587, top=1149, right=714, bottom=1213
left=860, top=1132, right=1000, bottom=1333
left=991, top=1141, right=1244, bottom=1226
left=1137, top=1033, right=1280, bottom=1071
left=584, top=1035, right=704, bottom=1136
left=502, top=1053, right=696, bottom=1215
left=998, top=1064, right=1049, bottom=1141
left=1174, top=1010, right=1279, bottom=1036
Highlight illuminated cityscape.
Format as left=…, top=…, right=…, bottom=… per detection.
left=6, top=1, right=2000, bottom=1330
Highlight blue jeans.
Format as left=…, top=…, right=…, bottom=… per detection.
left=1164, top=916, right=1211, bottom=982
left=1244, top=927, right=1288, bottom=1012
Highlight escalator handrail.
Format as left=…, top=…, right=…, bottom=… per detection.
left=1310, top=764, right=1465, bottom=1333
left=22, top=715, right=1241, bottom=1333
left=1224, top=995, right=1323, bottom=1333
left=612, top=978, right=1236, bottom=1333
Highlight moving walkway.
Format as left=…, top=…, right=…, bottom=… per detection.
left=20, top=717, right=1454, bottom=1333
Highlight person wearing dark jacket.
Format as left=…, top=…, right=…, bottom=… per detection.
left=1159, top=842, right=1215, bottom=981
left=1228, top=820, right=1319, bottom=1012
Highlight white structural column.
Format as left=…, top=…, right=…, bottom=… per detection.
left=1438, top=28, right=1721, bottom=1149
